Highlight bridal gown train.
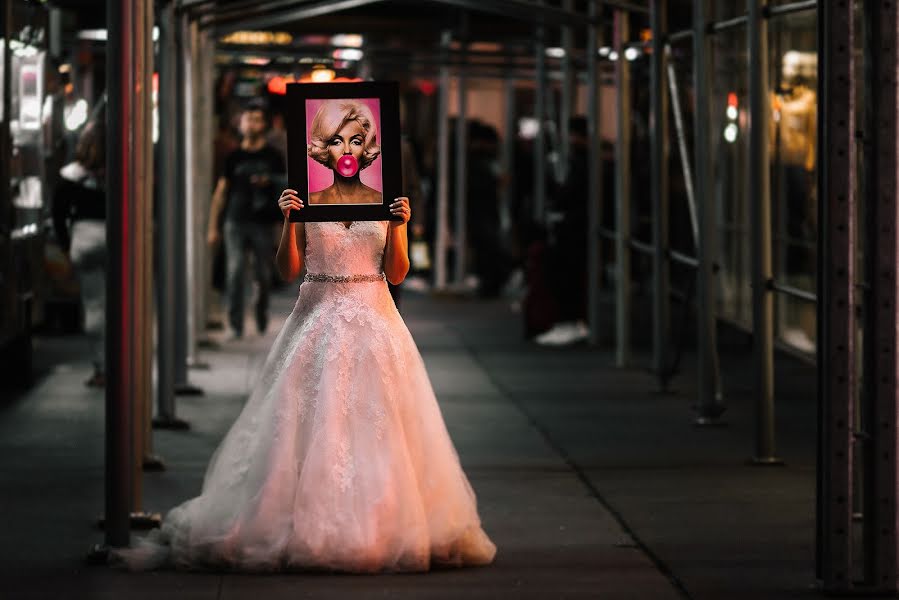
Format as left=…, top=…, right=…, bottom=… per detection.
left=113, top=220, right=496, bottom=573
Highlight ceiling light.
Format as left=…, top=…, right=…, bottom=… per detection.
left=333, top=48, right=363, bottom=61
left=311, top=68, right=336, bottom=83
left=330, top=34, right=363, bottom=48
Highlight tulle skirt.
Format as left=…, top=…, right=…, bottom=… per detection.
left=111, top=280, right=496, bottom=573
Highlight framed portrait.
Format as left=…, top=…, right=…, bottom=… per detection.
left=286, top=81, right=403, bottom=223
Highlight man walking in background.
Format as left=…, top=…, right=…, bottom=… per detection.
left=207, top=99, right=285, bottom=341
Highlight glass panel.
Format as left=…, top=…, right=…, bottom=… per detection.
left=713, top=0, right=747, bottom=22
left=666, top=36, right=695, bottom=265
left=710, top=24, right=750, bottom=326
left=768, top=8, right=818, bottom=354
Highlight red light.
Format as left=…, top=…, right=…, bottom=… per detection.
left=727, top=92, right=738, bottom=108
left=417, top=80, right=437, bottom=96
left=268, top=76, right=288, bottom=95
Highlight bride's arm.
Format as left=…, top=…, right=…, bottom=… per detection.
left=276, top=189, right=305, bottom=281
left=384, top=196, right=411, bottom=285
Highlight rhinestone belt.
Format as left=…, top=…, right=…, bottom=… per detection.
left=304, top=272, right=386, bottom=283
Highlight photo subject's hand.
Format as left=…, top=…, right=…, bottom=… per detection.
left=389, top=197, right=411, bottom=228
left=279, top=188, right=304, bottom=219
left=207, top=228, right=221, bottom=247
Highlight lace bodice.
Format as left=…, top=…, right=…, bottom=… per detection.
left=303, top=221, right=388, bottom=276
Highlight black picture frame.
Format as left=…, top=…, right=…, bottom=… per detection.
left=286, top=81, right=403, bottom=223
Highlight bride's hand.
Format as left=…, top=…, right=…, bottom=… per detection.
left=278, top=188, right=304, bottom=219
left=389, top=197, right=410, bottom=228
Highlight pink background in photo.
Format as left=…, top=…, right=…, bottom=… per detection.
left=305, top=97, right=383, bottom=197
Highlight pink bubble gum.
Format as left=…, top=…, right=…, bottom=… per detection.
left=336, top=155, right=359, bottom=178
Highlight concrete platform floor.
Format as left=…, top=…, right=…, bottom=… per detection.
left=0, top=286, right=829, bottom=599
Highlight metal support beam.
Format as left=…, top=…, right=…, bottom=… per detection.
left=156, top=1, right=176, bottom=422
left=183, top=19, right=210, bottom=383
left=0, top=1, right=10, bottom=243
left=861, top=0, right=899, bottom=590
left=586, top=0, right=604, bottom=345
left=614, top=9, right=631, bottom=368
left=748, top=0, right=780, bottom=465
left=131, top=0, right=153, bottom=503
left=104, top=0, right=136, bottom=548
left=666, top=48, right=699, bottom=244
left=140, top=0, right=157, bottom=469
left=434, top=30, right=452, bottom=291
left=650, top=0, right=670, bottom=385
left=154, top=2, right=189, bottom=429
left=501, top=75, right=516, bottom=237
left=692, top=0, right=724, bottom=425
left=559, top=0, right=574, bottom=184
left=173, top=13, right=202, bottom=398
left=816, top=0, right=855, bottom=591
left=453, top=34, right=469, bottom=286
left=211, top=0, right=386, bottom=33
left=193, top=29, right=216, bottom=367
left=533, top=6, right=547, bottom=224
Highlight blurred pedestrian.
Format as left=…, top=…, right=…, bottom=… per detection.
left=207, top=99, right=286, bottom=340
left=466, top=121, right=508, bottom=297
left=535, top=116, right=590, bottom=346
left=52, top=118, right=107, bottom=386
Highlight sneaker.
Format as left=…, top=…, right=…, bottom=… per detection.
left=84, top=372, right=106, bottom=388
left=222, top=329, right=243, bottom=343
left=535, top=321, right=590, bottom=346
left=534, top=323, right=571, bottom=345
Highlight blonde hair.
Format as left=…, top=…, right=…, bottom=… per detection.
left=307, top=99, right=380, bottom=169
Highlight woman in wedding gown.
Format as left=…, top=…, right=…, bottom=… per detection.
left=111, top=182, right=497, bottom=573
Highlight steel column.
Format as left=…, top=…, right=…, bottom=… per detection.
left=174, top=13, right=189, bottom=387
left=586, top=0, right=604, bottom=345
left=533, top=2, right=547, bottom=223
left=173, top=13, right=201, bottom=396
left=501, top=75, right=516, bottom=235
left=559, top=0, right=574, bottom=184
left=141, top=0, right=156, bottom=467
left=862, top=0, right=899, bottom=590
left=748, top=0, right=779, bottom=464
left=0, top=0, right=10, bottom=240
left=650, top=0, right=670, bottom=383
left=198, top=30, right=216, bottom=358
left=186, top=19, right=200, bottom=368
left=185, top=19, right=210, bottom=378
left=434, top=30, right=452, bottom=291
left=154, top=3, right=189, bottom=429
left=104, top=0, right=136, bottom=548
left=614, top=9, right=631, bottom=367
left=453, top=38, right=469, bottom=286
left=817, top=0, right=855, bottom=591
left=692, top=0, right=724, bottom=424
left=130, top=0, right=153, bottom=507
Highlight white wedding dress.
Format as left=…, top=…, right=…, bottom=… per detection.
left=113, top=220, right=496, bottom=573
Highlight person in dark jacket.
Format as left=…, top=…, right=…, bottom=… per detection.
left=52, top=119, right=107, bottom=386
left=535, top=117, right=590, bottom=345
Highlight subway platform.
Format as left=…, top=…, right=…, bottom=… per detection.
left=1, top=286, right=821, bottom=600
